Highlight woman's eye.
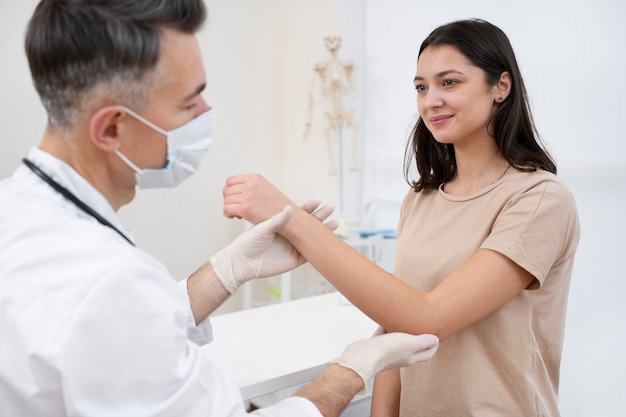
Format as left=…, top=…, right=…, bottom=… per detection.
left=443, top=79, right=458, bottom=87
left=415, top=84, right=426, bottom=93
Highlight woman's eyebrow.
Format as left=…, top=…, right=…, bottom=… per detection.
left=414, top=69, right=465, bottom=82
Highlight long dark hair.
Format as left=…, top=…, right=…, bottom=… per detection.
left=404, top=19, right=556, bottom=192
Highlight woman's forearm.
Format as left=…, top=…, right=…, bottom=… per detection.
left=371, top=369, right=401, bottom=417
left=281, top=207, right=432, bottom=334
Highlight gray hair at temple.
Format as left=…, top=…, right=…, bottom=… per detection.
left=25, top=0, right=207, bottom=131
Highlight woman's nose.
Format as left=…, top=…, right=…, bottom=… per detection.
left=420, top=89, right=443, bottom=109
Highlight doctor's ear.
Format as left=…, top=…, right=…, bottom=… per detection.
left=89, top=106, right=126, bottom=151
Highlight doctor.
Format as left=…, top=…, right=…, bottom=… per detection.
left=0, top=1, right=439, bottom=416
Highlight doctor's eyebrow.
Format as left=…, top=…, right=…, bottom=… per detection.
left=182, top=82, right=206, bottom=102
left=414, top=69, right=465, bottom=82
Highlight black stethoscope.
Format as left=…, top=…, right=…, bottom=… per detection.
left=22, top=158, right=135, bottom=246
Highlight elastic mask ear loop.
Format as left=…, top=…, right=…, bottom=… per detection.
left=115, top=149, right=142, bottom=173
left=114, top=106, right=169, bottom=173
left=118, top=106, right=168, bottom=136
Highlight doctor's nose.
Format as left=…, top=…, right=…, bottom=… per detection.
left=195, top=97, right=211, bottom=117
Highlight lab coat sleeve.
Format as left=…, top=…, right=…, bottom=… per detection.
left=251, top=397, right=323, bottom=417
left=178, top=278, right=214, bottom=345
left=55, top=253, right=319, bottom=417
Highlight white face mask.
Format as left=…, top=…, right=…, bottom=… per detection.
left=115, top=106, right=215, bottom=189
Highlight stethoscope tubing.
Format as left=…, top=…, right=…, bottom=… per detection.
left=22, top=158, right=135, bottom=246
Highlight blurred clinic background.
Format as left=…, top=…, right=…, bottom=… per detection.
left=1, top=1, right=625, bottom=416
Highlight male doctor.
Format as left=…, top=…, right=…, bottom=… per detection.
left=0, top=1, right=438, bottom=416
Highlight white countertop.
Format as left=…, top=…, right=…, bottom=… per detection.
left=201, top=292, right=377, bottom=400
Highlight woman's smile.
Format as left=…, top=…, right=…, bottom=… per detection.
left=428, top=114, right=454, bottom=126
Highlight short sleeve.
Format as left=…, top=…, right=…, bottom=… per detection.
left=480, top=178, right=580, bottom=287
left=397, top=192, right=410, bottom=235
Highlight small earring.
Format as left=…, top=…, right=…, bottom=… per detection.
left=497, top=96, right=503, bottom=102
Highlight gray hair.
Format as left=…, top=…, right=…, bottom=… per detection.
left=25, top=0, right=207, bottom=130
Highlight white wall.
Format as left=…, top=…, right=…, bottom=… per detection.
left=2, top=1, right=625, bottom=415
left=361, top=1, right=626, bottom=416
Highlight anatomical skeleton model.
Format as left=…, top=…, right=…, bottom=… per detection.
left=304, top=35, right=359, bottom=176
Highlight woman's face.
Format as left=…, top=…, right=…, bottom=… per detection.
left=414, top=45, right=500, bottom=147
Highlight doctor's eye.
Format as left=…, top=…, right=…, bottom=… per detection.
left=414, top=84, right=426, bottom=93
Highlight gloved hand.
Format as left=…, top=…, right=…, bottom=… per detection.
left=211, top=199, right=336, bottom=294
left=328, top=327, right=439, bottom=395
left=301, top=198, right=338, bottom=231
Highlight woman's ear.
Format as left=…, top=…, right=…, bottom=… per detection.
left=89, top=106, right=125, bottom=151
left=494, top=71, right=512, bottom=102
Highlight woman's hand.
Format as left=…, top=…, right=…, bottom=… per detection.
left=222, top=173, right=294, bottom=224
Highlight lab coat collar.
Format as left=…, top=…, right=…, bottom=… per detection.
left=18, top=146, right=134, bottom=244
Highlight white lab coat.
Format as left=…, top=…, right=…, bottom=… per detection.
left=0, top=147, right=321, bottom=417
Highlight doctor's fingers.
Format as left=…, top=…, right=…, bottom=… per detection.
left=301, top=197, right=322, bottom=214
left=311, top=202, right=335, bottom=221
left=311, top=203, right=339, bottom=232
left=301, top=199, right=339, bottom=232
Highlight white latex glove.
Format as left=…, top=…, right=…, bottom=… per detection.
left=301, top=198, right=339, bottom=231
left=211, top=199, right=336, bottom=294
left=328, top=328, right=439, bottom=395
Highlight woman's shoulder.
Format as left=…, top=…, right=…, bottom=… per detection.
left=500, top=170, right=580, bottom=233
left=507, top=169, right=576, bottom=201
left=400, top=185, right=437, bottom=205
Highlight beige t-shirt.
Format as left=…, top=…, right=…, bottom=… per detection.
left=394, top=169, right=580, bottom=417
